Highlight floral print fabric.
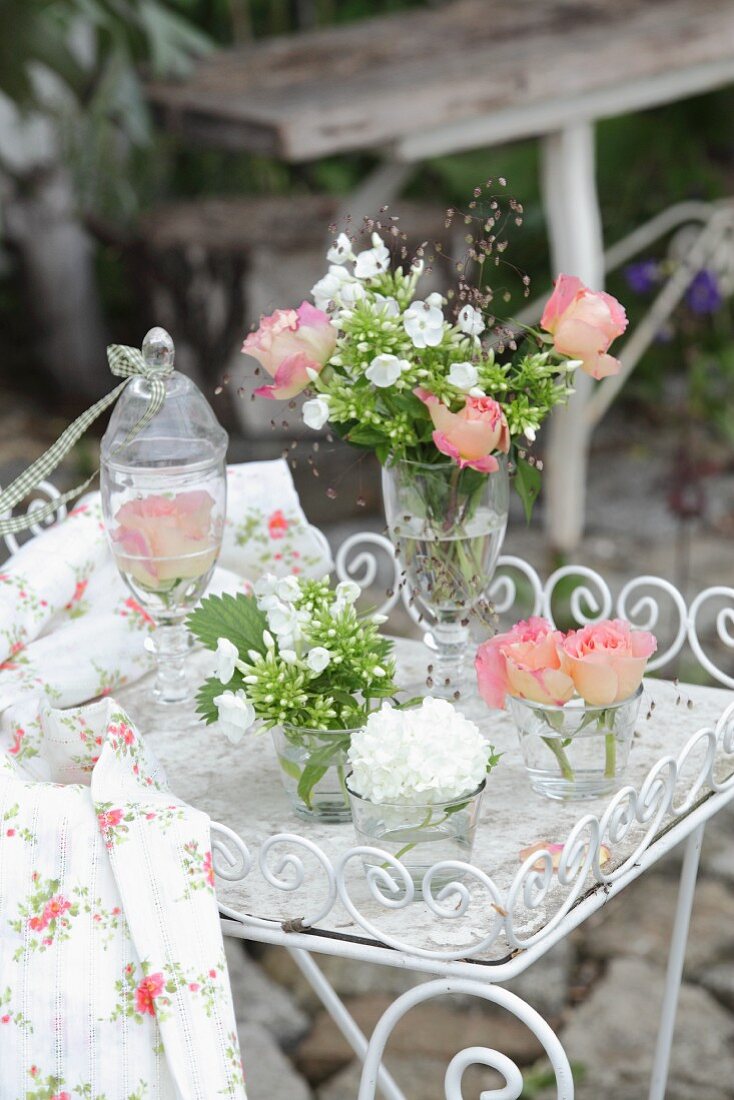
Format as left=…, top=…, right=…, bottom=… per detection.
left=0, top=459, right=331, bottom=1097
left=0, top=698, right=245, bottom=1098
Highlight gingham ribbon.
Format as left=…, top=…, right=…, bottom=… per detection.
left=0, top=344, right=172, bottom=537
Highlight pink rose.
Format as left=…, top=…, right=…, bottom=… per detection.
left=559, top=619, right=657, bottom=705
left=243, top=301, right=336, bottom=400
left=475, top=616, right=574, bottom=710
left=416, top=390, right=510, bottom=472
left=112, top=490, right=217, bottom=588
left=541, top=275, right=627, bottom=380
left=28, top=915, right=47, bottom=932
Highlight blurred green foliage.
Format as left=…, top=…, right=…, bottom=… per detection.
left=2, top=0, right=734, bottom=434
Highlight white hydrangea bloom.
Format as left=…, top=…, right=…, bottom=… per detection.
left=457, top=303, right=485, bottom=337
left=353, top=233, right=391, bottom=279
left=302, top=395, right=331, bottom=430
left=365, top=353, right=410, bottom=388
left=348, top=698, right=489, bottom=804
left=447, top=361, right=478, bottom=391
left=327, top=232, right=354, bottom=265
left=403, top=301, right=444, bottom=348
left=215, top=637, right=239, bottom=684
left=214, top=689, right=256, bottom=744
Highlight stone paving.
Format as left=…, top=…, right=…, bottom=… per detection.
left=3, top=389, right=734, bottom=1097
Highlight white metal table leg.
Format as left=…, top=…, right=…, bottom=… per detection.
left=540, top=122, right=605, bottom=555
left=287, top=946, right=406, bottom=1100
left=648, top=821, right=705, bottom=1100
left=357, top=977, right=574, bottom=1100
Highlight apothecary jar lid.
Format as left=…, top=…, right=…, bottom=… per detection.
left=100, top=327, right=228, bottom=471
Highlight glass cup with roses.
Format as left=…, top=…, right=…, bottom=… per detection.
left=476, top=617, right=657, bottom=800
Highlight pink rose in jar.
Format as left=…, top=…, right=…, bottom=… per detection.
left=475, top=616, right=574, bottom=710
left=243, top=301, right=337, bottom=400
left=111, top=490, right=217, bottom=588
left=416, top=390, right=510, bottom=473
left=559, top=619, right=657, bottom=705
left=541, top=275, right=628, bottom=380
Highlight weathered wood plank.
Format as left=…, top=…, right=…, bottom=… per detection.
left=148, top=0, right=734, bottom=161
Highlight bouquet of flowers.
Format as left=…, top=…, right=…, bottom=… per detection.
left=187, top=574, right=403, bottom=816
left=241, top=184, right=629, bottom=519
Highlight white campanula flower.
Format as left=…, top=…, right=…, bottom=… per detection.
left=353, top=233, right=391, bottom=279
left=311, top=264, right=353, bottom=311
left=214, top=689, right=256, bottom=744
left=457, top=303, right=485, bottom=337
left=215, top=637, right=239, bottom=684
left=372, top=293, right=400, bottom=317
left=403, top=301, right=444, bottom=349
left=365, top=353, right=410, bottom=388
left=334, top=580, right=360, bottom=606
left=303, top=395, right=331, bottom=430
left=447, top=361, right=478, bottom=391
left=266, top=600, right=310, bottom=649
left=274, top=575, right=301, bottom=603
left=348, top=698, right=491, bottom=804
left=327, top=232, right=354, bottom=265
left=306, top=646, right=331, bottom=674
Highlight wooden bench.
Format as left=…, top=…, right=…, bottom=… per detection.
left=148, top=0, right=734, bottom=551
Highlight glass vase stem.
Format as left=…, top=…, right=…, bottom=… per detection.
left=431, top=623, right=469, bottom=698
left=147, top=621, right=191, bottom=704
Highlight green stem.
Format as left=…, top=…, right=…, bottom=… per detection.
left=382, top=808, right=448, bottom=868
left=604, top=733, right=617, bottom=779
left=337, top=763, right=350, bottom=806
left=541, top=736, right=575, bottom=782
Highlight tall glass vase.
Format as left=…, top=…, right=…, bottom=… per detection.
left=382, top=456, right=508, bottom=700
left=100, top=328, right=228, bottom=705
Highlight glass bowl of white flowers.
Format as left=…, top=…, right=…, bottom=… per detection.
left=188, top=574, right=408, bottom=822
left=346, top=697, right=500, bottom=886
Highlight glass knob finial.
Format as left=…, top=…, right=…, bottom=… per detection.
left=142, top=327, right=175, bottom=373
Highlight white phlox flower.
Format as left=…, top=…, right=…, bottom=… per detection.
left=353, top=233, right=391, bottom=279
left=457, top=304, right=485, bottom=337
left=306, top=646, right=331, bottom=674
left=215, top=637, right=239, bottom=684
left=365, top=353, right=410, bottom=388
left=214, top=689, right=256, bottom=744
left=447, top=361, right=478, bottom=391
left=403, top=300, right=444, bottom=348
left=327, top=232, right=354, bottom=265
left=302, top=396, right=331, bottom=430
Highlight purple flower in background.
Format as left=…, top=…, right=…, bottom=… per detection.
left=686, top=270, right=722, bottom=315
left=624, top=259, right=660, bottom=295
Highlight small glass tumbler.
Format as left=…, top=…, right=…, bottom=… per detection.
left=508, top=686, right=643, bottom=801
left=101, top=328, right=228, bottom=704
left=346, top=779, right=485, bottom=889
left=271, top=725, right=358, bottom=823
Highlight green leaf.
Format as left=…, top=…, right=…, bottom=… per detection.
left=195, top=675, right=226, bottom=725
left=186, top=592, right=267, bottom=656
left=513, top=455, right=542, bottom=524
left=297, top=764, right=329, bottom=808
left=277, top=755, right=302, bottom=781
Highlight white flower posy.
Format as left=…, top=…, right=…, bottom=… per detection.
left=348, top=697, right=491, bottom=805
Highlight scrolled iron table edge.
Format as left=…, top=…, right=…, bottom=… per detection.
left=209, top=542, right=734, bottom=1100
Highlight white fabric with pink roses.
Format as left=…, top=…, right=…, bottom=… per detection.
left=0, top=460, right=331, bottom=1100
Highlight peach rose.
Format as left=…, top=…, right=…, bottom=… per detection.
left=559, top=619, right=657, bottom=705
left=112, top=490, right=217, bottom=588
left=416, top=390, right=510, bottom=473
left=475, top=616, right=574, bottom=710
left=243, top=301, right=337, bottom=399
left=541, top=275, right=628, bottom=380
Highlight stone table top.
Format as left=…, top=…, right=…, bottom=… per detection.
left=118, top=639, right=734, bottom=964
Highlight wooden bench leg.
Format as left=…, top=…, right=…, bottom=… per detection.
left=540, top=122, right=605, bottom=554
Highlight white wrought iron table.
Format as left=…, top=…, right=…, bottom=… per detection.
left=116, top=554, right=734, bottom=1100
